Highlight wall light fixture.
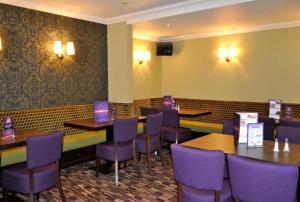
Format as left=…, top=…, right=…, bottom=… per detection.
left=54, top=41, right=75, bottom=59
left=218, top=47, right=238, bottom=62
left=135, top=51, right=151, bottom=64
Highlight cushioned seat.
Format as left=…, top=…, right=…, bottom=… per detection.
left=96, top=141, right=133, bottom=161
left=0, top=130, right=106, bottom=167
left=136, top=134, right=159, bottom=153
left=162, top=126, right=191, bottom=142
left=182, top=180, right=232, bottom=202
left=2, top=163, right=57, bottom=194
left=180, top=120, right=223, bottom=134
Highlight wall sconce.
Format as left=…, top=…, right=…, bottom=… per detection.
left=218, top=47, right=238, bottom=62
left=66, top=42, right=75, bottom=55
left=0, top=37, right=2, bottom=51
left=54, top=41, right=63, bottom=59
left=135, top=51, right=151, bottom=64
left=54, top=41, right=75, bottom=59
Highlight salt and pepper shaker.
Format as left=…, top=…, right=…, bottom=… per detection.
left=273, top=138, right=279, bottom=152
left=283, top=138, right=290, bottom=152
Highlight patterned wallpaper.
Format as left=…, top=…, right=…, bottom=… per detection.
left=0, top=3, right=108, bottom=111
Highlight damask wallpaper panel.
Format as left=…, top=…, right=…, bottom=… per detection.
left=0, top=3, right=108, bottom=111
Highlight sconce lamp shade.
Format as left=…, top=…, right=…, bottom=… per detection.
left=0, top=37, right=2, bottom=51
left=135, top=51, right=151, bottom=64
left=54, top=41, right=63, bottom=55
left=66, top=41, right=75, bottom=55
left=218, top=47, right=238, bottom=62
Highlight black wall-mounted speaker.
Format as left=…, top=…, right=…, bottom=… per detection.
left=156, top=42, right=173, bottom=56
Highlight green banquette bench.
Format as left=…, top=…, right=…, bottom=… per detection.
left=0, top=104, right=144, bottom=167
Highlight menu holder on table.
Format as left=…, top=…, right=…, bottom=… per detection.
left=247, top=123, right=264, bottom=147
left=285, top=106, right=293, bottom=120
left=234, top=112, right=258, bottom=144
left=163, top=96, right=173, bottom=109
left=2, top=117, right=15, bottom=139
left=269, top=99, right=281, bottom=123
left=95, top=101, right=109, bottom=123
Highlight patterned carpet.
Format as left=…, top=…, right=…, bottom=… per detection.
left=37, top=149, right=177, bottom=202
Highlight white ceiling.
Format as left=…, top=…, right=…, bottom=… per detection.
left=1, top=0, right=300, bottom=41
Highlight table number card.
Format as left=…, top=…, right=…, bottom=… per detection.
left=163, top=96, right=173, bottom=109
left=95, top=101, right=109, bottom=123
left=3, top=117, right=15, bottom=139
left=234, top=112, right=258, bottom=144
left=269, top=99, right=281, bottom=123
left=247, top=123, right=264, bottom=147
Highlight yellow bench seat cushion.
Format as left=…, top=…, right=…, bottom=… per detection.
left=0, top=130, right=106, bottom=167
left=180, top=120, right=223, bottom=134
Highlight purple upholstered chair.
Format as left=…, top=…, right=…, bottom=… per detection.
left=2, top=131, right=65, bottom=202
left=162, top=109, right=191, bottom=144
left=280, top=119, right=300, bottom=128
left=96, top=117, right=140, bottom=186
left=227, top=154, right=298, bottom=202
left=140, top=107, right=159, bottom=116
left=136, top=112, right=163, bottom=173
left=223, top=120, right=234, bottom=135
left=258, top=117, right=275, bottom=140
left=171, top=144, right=233, bottom=202
left=277, top=126, right=300, bottom=144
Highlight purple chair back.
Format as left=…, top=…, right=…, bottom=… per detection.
left=223, top=120, right=234, bottom=135
left=162, top=109, right=179, bottom=128
left=140, top=107, right=159, bottom=116
left=228, top=154, right=298, bottom=202
left=280, top=119, right=300, bottom=128
left=259, top=117, right=275, bottom=140
left=113, top=117, right=138, bottom=143
left=27, top=131, right=64, bottom=169
left=145, top=112, right=163, bottom=136
left=171, top=144, right=225, bottom=191
left=277, top=126, right=300, bottom=144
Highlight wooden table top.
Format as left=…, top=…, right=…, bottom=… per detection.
left=64, top=116, right=146, bottom=130
left=0, top=129, right=45, bottom=150
left=178, top=109, right=211, bottom=116
left=181, top=133, right=300, bottom=167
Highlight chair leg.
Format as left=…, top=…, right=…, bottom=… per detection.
left=3, top=188, right=9, bottom=202
left=138, top=153, right=141, bottom=161
left=178, top=183, right=183, bottom=202
left=133, top=140, right=141, bottom=176
left=36, top=193, right=40, bottom=201
left=215, top=191, right=221, bottom=202
left=158, top=135, right=164, bottom=164
left=56, top=162, right=66, bottom=202
left=95, top=158, right=101, bottom=177
left=146, top=136, right=151, bottom=174
left=29, top=170, right=34, bottom=202
left=115, top=160, right=119, bottom=186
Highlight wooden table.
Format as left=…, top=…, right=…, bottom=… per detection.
left=178, top=109, right=211, bottom=117
left=64, top=116, right=146, bottom=141
left=181, top=133, right=300, bottom=167
left=64, top=116, right=146, bottom=130
left=0, top=129, right=45, bottom=150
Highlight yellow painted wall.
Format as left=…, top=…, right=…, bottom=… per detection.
left=162, top=27, right=300, bottom=103
left=133, top=39, right=162, bottom=99
left=108, top=22, right=133, bottom=103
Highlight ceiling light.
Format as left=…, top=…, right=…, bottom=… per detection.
left=166, top=24, right=171, bottom=27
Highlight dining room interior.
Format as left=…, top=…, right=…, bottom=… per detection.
left=0, top=0, right=300, bottom=201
